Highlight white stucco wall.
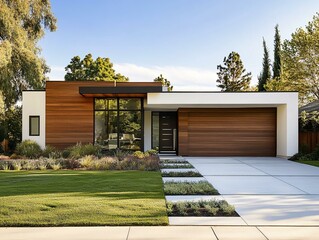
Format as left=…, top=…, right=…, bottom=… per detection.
left=22, top=91, right=46, bottom=149
left=146, top=92, right=299, bottom=157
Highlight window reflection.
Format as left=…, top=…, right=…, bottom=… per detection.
left=94, top=98, right=142, bottom=151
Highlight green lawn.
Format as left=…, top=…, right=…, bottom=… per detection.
left=296, top=160, right=319, bottom=167
left=0, top=171, right=168, bottom=226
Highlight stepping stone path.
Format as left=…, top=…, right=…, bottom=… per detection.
left=160, top=156, right=244, bottom=226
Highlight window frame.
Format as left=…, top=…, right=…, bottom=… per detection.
left=29, top=115, right=40, bottom=136
left=94, top=97, right=144, bottom=151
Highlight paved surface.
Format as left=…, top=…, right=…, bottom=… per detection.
left=1, top=226, right=319, bottom=240
left=186, top=157, right=319, bottom=226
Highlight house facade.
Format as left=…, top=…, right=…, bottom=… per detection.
left=22, top=81, right=298, bottom=157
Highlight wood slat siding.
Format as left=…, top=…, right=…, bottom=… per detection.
left=178, top=108, right=277, bottom=156
left=46, top=81, right=161, bottom=149
left=299, top=132, right=319, bottom=152
left=46, top=82, right=94, bottom=149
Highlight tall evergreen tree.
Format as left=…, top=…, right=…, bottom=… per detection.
left=258, top=38, right=271, bottom=91
left=216, top=52, right=251, bottom=92
left=273, top=24, right=282, bottom=79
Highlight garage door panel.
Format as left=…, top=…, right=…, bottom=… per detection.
left=178, top=108, right=276, bottom=156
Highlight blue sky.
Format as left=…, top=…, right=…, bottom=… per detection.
left=40, top=0, right=319, bottom=90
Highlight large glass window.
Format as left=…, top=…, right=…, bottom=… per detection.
left=94, top=98, right=142, bottom=151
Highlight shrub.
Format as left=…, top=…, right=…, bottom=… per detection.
left=160, top=163, right=194, bottom=169
left=48, top=159, right=62, bottom=170
left=67, top=143, right=101, bottom=159
left=290, top=145, right=319, bottom=161
left=145, top=149, right=158, bottom=156
left=0, top=161, right=10, bottom=170
left=36, top=159, right=47, bottom=170
left=161, top=171, right=202, bottom=177
left=160, top=159, right=189, bottom=164
left=23, top=160, right=37, bottom=170
left=61, top=158, right=80, bottom=169
left=167, top=200, right=237, bottom=217
left=132, top=151, right=145, bottom=159
left=80, top=155, right=95, bottom=168
left=43, top=145, right=62, bottom=159
left=11, top=160, right=22, bottom=171
left=10, top=153, right=22, bottom=159
left=15, top=140, right=42, bottom=159
left=164, top=181, right=219, bottom=195
left=97, top=157, right=118, bottom=170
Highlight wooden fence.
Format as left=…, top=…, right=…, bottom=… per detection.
left=299, top=132, right=319, bottom=152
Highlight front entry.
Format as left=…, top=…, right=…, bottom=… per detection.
left=152, top=112, right=177, bottom=153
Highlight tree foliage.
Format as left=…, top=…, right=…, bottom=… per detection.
left=0, top=0, right=57, bottom=109
left=0, top=106, right=22, bottom=151
left=258, top=39, right=271, bottom=91
left=273, top=24, right=282, bottom=79
left=216, top=52, right=252, bottom=92
left=281, top=13, right=319, bottom=104
left=64, top=54, right=128, bottom=81
left=153, top=74, right=173, bottom=91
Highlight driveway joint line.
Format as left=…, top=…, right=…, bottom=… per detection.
left=240, top=161, right=310, bottom=194
left=126, top=226, right=131, bottom=240
left=256, top=226, right=270, bottom=240
left=210, top=226, right=219, bottom=240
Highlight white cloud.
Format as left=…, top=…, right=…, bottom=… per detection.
left=114, top=63, right=218, bottom=91
left=47, top=63, right=218, bottom=91
left=47, top=66, right=65, bottom=80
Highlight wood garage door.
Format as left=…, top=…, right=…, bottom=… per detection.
left=178, top=108, right=276, bottom=156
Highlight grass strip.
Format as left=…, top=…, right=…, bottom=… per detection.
left=0, top=171, right=168, bottom=226
left=166, top=199, right=237, bottom=216
left=164, top=181, right=219, bottom=195
left=161, top=171, right=202, bottom=177
left=296, top=160, right=319, bottom=167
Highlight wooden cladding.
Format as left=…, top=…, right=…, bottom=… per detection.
left=46, top=81, right=160, bottom=149
left=46, top=82, right=94, bottom=149
left=178, top=108, right=277, bottom=156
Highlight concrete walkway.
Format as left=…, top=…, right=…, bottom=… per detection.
left=1, top=226, right=319, bottom=240
left=186, top=157, right=319, bottom=226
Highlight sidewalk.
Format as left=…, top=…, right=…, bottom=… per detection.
left=1, top=226, right=318, bottom=240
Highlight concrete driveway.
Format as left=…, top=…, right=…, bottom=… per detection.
left=186, top=157, right=319, bottom=226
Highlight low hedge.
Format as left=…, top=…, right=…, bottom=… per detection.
left=164, top=181, right=219, bottom=195
left=0, top=155, right=160, bottom=171
left=166, top=200, right=237, bottom=216
left=161, top=171, right=202, bottom=177
left=160, top=163, right=194, bottom=169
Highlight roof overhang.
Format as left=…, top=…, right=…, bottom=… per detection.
left=79, top=86, right=163, bottom=97
left=144, top=92, right=299, bottom=110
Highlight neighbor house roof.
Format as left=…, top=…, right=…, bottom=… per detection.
left=299, top=100, right=319, bottom=113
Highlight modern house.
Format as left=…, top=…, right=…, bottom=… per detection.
left=22, top=81, right=298, bottom=158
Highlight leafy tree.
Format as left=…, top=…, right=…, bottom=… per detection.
left=216, top=52, right=252, bottom=91
left=0, top=106, right=22, bottom=152
left=258, top=39, right=271, bottom=91
left=153, top=74, right=173, bottom=91
left=0, top=0, right=56, bottom=109
left=64, top=54, right=129, bottom=81
left=273, top=24, right=282, bottom=79
left=281, top=13, right=319, bottom=104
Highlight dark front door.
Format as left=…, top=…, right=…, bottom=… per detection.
left=159, top=112, right=177, bottom=152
